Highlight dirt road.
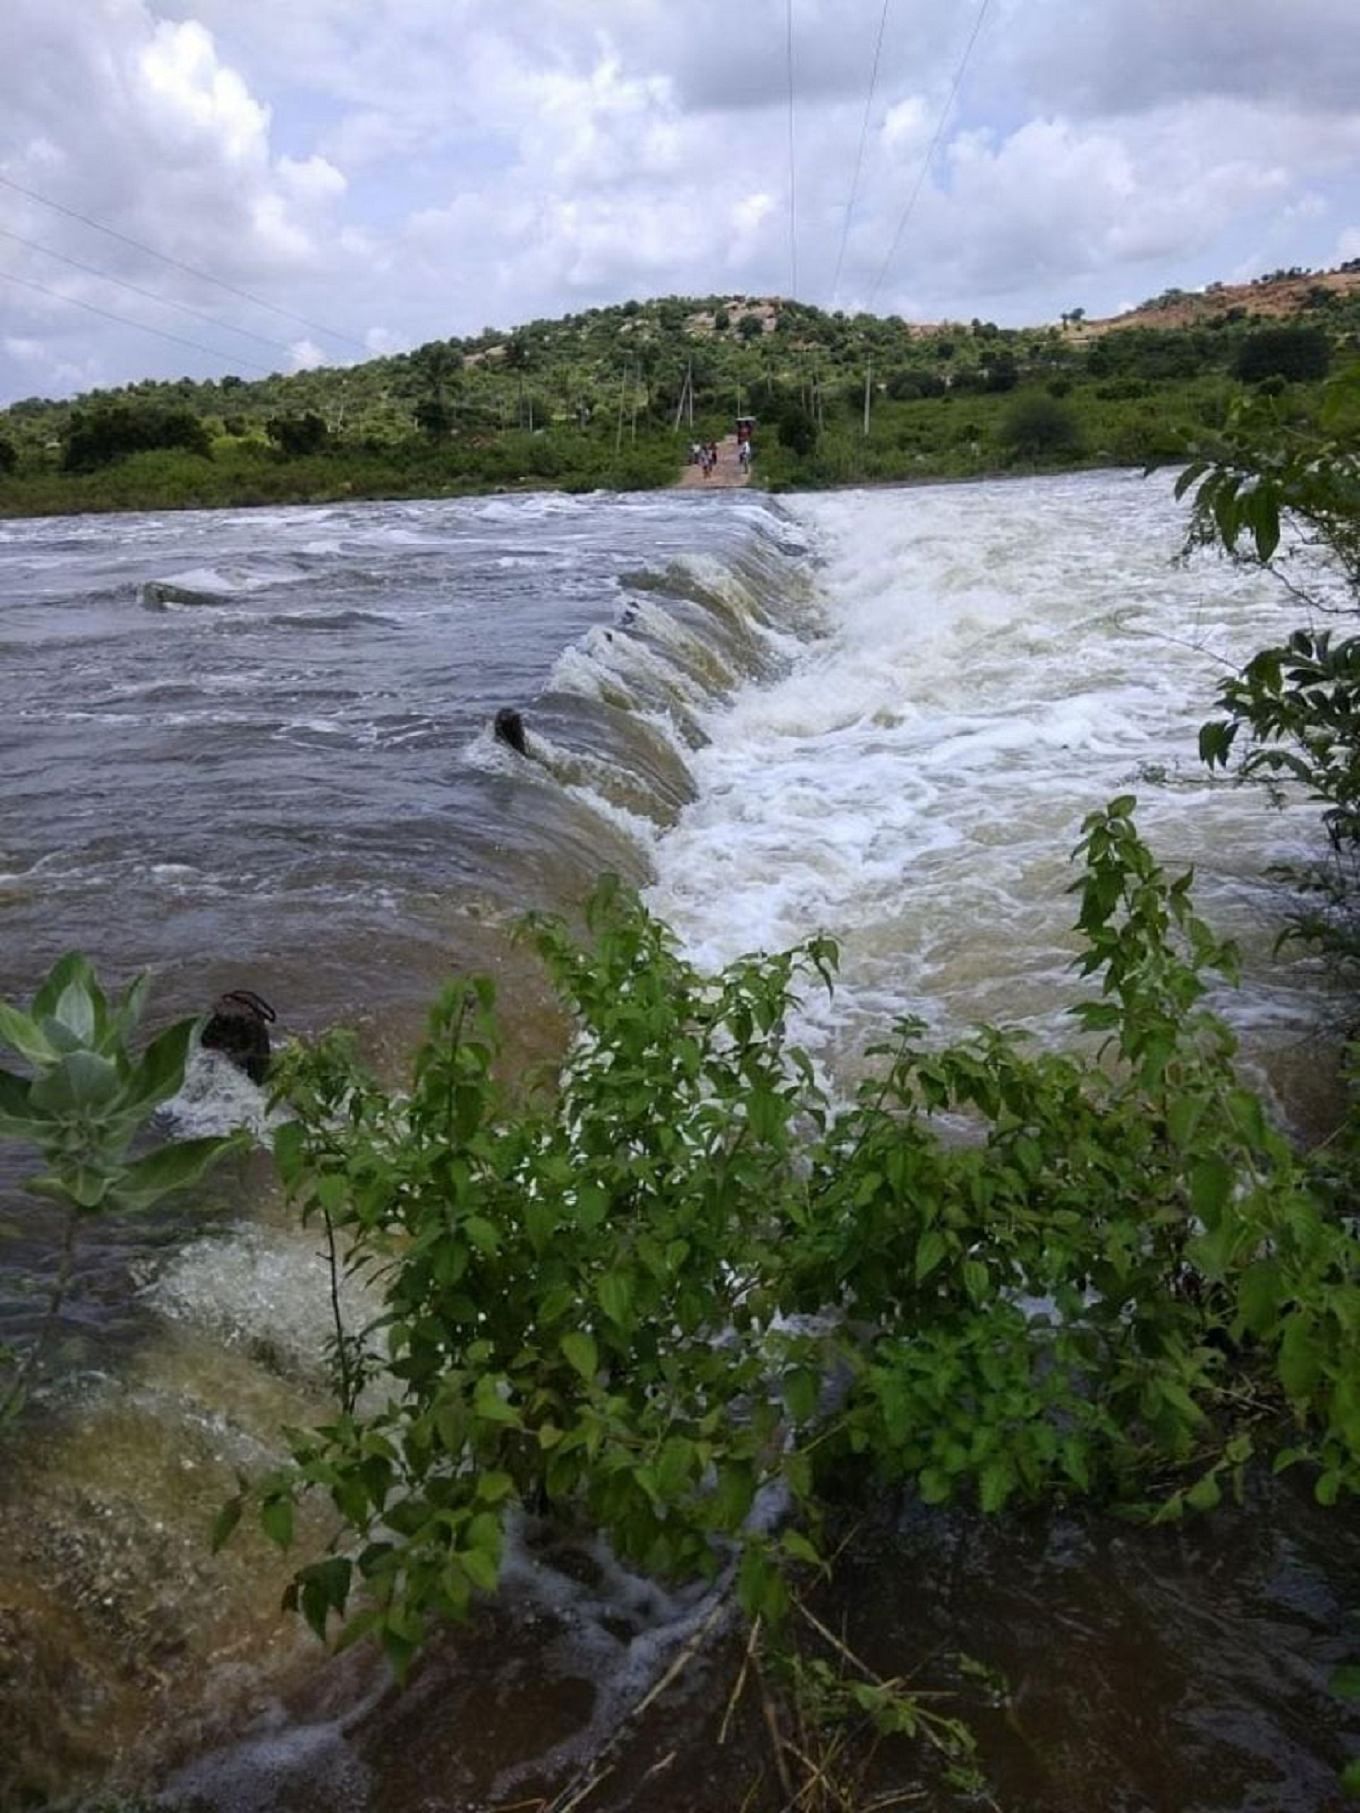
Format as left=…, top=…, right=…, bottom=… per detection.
left=675, top=434, right=751, bottom=489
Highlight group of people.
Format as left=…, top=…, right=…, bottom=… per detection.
left=686, top=428, right=756, bottom=478
left=688, top=438, right=721, bottom=475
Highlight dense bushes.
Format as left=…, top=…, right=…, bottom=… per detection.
left=1234, top=325, right=1332, bottom=385
left=60, top=402, right=211, bottom=472
left=206, top=807, right=1360, bottom=1678
left=266, top=411, right=329, bottom=456
left=999, top=392, right=1085, bottom=459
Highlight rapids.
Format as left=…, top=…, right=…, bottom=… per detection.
left=0, top=473, right=1355, bottom=1810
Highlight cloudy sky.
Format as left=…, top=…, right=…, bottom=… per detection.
left=2, top=0, right=1359, bottom=403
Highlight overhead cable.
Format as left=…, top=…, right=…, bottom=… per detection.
left=866, top=0, right=993, bottom=307
left=785, top=0, right=799, bottom=300
left=0, top=268, right=274, bottom=376
left=830, top=0, right=892, bottom=307
left=0, top=172, right=368, bottom=353
left=0, top=225, right=300, bottom=359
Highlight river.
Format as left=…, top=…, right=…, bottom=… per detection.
left=0, top=473, right=1355, bottom=1811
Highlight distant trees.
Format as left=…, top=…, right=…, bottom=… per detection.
left=0, top=439, right=16, bottom=475
left=1234, top=326, right=1332, bottom=385
left=61, top=403, right=211, bottom=472
left=1087, top=326, right=1223, bottom=382
left=737, top=312, right=764, bottom=343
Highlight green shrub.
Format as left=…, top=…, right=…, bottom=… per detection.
left=1234, top=325, right=1331, bottom=385
left=267, top=412, right=329, bottom=457
left=211, top=811, right=1360, bottom=1674
left=0, top=956, right=239, bottom=1421
left=61, top=403, right=211, bottom=472
left=999, top=392, right=1085, bottom=459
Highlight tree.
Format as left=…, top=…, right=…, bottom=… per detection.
left=737, top=312, right=764, bottom=343
left=0, top=439, right=16, bottom=475
left=413, top=396, right=454, bottom=440
left=1234, top=326, right=1331, bottom=385
left=999, top=393, right=1085, bottom=459
left=267, top=412, right=329, bottom=456
left=983, top=352, right=1020, bottom=393
left=886, top=369, right=945, bottom=401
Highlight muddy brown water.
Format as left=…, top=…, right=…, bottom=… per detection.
left=0, top=476, right=1356, bottom=1810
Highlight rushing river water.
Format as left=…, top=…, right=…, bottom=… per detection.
left=0, top=474, right=1356, bottom=1811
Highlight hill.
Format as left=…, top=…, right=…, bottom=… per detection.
left=1, top=269, right=1358, bottom=513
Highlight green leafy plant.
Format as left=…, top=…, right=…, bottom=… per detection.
left=0, top=954, right=239, bottom=1422
left=1182, top=362, right=1360, bottom=971
left=230, top=808, right=1360, bottom=1686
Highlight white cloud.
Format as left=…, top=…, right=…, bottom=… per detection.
left=3, top=0, right=1360, bottom=401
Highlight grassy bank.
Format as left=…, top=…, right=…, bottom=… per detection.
left=0, top=430, right=678, bottom=517
left=0, top=376, right=1317, bottom=517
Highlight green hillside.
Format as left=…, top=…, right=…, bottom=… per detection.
left=2, top=281, right=1358, bottom=513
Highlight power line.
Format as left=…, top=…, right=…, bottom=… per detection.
left=0, top=268, right=275, bottom=376
left=830, top=0, right=892, bottom=307
left=785, top=0, right=798, bottom=300
left=866, top=0, right=993, bottom=308
left=0, top=171, right=369, bottom=354
left=0, top=225, right=300, bottom=360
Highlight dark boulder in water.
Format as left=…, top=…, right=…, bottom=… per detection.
left=494, top=707, right=528, bottom=755
left=201, top=990, right=276, bottom=1085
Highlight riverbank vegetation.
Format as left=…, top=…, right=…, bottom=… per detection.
left=1, top=280, right=1358, bottom=513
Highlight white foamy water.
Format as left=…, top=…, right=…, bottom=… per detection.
left=646, top=470, right=1326, bottom=1070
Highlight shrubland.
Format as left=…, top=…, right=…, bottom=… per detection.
left=0, top=288, right=1357, bottom=511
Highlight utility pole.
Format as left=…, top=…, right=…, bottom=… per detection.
left=615, top=363, right=629, bottom=454
left=863, top=359, right=872, bottom=438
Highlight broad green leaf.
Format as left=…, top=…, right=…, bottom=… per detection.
left=0, top=1001, right=57, bottom=1067
left=52, top=980, right=97, bottom=1045
left=261, top=1497, right=294, bottom=1549
left=472, top=1375, right=520, bottom=1424
left=915, top=1229, right=947, bottom=1283
left=31, top=953, right=96, bottom=1023
left=1185, top=1471, right=1222, bottom=1512
left=124, top=1017, right=199, bottom=1112
left=464, top=1215, right=499, bottom=1255
left=596, top=1271, right=633, bottom=1325
left=210, top=1495, right=243, bottom=1553
left=1189, top=1157, right=1233, bottom=1227
left=561, top=1331, right=598, bottom=1382
left=110, top=1135, right=236, bottom=1212
left=460, top=1545, right=499, bottom=1592
left=31, top=1050, right=122, bottom=1115
left=1278, top=1312, right=1322, bottom=1401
